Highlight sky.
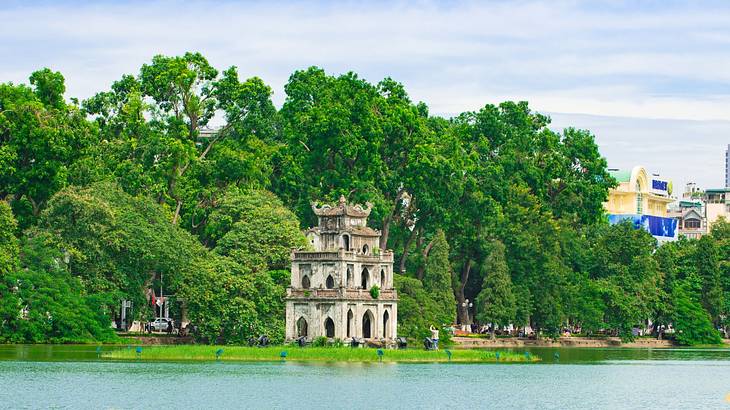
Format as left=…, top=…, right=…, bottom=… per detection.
left=2, top=0, right=730, bottom=192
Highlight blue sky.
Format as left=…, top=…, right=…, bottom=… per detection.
left=2, top=0, right=730, bottom=190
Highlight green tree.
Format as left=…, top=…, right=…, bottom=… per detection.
left=0, top=201, right=18, bottom=276
left=39, top=182, right=204, bottom=314
left=394, top=274, right=451, bottom=343
left=475, top=241, right=516, bottom=339
left=589, top=222, right=661, bottom=340
left=178, top=256, right=286, bottom=344
left=695, top=235, right=724, bottom=327
left=83, top=53, right=278, bottom=229
left=0, top=230, right=117, bottom=343
left=672, top=275, right=722, bottom=346
left=28, top=68, right=66, bottom=109
left=206, top=187, right=309, bottom=270
left=421, top=230, right=456, bottom=325
left=0, top=71, right=95, bottom=228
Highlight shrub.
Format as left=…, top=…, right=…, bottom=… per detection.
left=311, top=336, right=328, bottom=347
left=370, top=285, right=380, bottom=299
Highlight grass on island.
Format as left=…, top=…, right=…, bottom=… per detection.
left=104, top=345, right=539, bottom=363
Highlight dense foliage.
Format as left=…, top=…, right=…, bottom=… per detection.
left=0, top=53, right=727, bottom=345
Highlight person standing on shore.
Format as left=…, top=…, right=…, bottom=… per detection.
left=429, top=326, right=439, bottom=350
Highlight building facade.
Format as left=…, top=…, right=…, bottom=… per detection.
left=285, top=196, right=397, bottom=342
left=725, top=144, right=730, bottom=188
left=704, top=188, right=730, bottom=230
left=605, top=166, right=677, bottom=242
left=668, top=200, right=707, bottom=239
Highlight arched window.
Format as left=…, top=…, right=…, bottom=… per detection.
left=326, top=275, right=335, bottom=289
left=347, top=309, right=354, bottom=337
left=362, top=310, right=373, bottom=339
left=362, top=244, right=369, bottom=255
left=636, top=180, right=643, bottom=214
left=346, top=267, right=353, bottom=288
left=297, top=317, right=308, bottom=338
left=301, top=275, right=310, bottom=289
left=324, top=317, right=335, bottom=338
left=380, top=269, right=385, bottom=288
left=361, top=268, right=369, bottom=289
left=383, top=311, right=390, bottom=338
left=342, top=235, right=350, bottom=251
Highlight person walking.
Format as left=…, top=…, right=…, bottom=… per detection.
left=167, top=320, right=173, bottom=335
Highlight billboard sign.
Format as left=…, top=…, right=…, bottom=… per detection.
left=651, top=179, right=669, bottom=196
left=608, top=214, right=678, bottom=241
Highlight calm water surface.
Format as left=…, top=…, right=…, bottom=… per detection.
left=1, top=345, right=729, bottom=409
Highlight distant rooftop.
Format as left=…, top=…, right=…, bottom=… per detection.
left=705, top=188, right=730, bottom=194
left=607, top=168, right=631, bottom=183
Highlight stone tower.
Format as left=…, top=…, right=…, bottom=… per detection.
left=285, top=196, right=397, bottom=342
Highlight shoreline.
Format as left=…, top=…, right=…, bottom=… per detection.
left=452, top=336, right=730, bottom=349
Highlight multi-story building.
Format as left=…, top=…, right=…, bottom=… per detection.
left=668, top=200, right=706, bottom=239
left=726, top=144, right=730, bottom=187
left=605, top=166, right=677, bottom=242
left=704, top=188, right=730, bottom=231
left=682, top=182, right=703, bottom=200
left=285, top=196, right=397, bottom=342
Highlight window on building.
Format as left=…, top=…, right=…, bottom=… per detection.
left=361, top=268, right=369, bottom=289
left=326, top=275, right=335, bottom=289
left=362, top=244, right=369, bottom=255
left=347, top=309, right=354, bottom=338
left=342, top=235, right=350, bottom=251
left=380, top=269, right=385, bottom=288
left=302, top=275, right=310, bottom=289
left=685, top=219, right=701, bottom=229
left=636, top=181, right=643, bottom=214
left=324, top=317, right=335, bottom=338
left=362, top=310, right=373, bottom=339
left=382, top=311, right=390, bottom=338
left=297, top=317, right=308, bottom=338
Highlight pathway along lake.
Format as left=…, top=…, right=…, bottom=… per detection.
left=1, top=345, right=729, bottom=409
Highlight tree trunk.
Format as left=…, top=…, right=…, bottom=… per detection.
left=455, top=260, right=472, bottom=325
left=172, top=199, right=183, bottom=225
left=380, top=214, right=392, bottom=251
left=416, top=235, right=435, bottom=281
left=491, top=329, right=496, bottom=340
left=398, top=227, right=419, bottom=274
left=379, top=189, right=405, bottom=250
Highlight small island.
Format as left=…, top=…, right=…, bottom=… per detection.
left=104, top=345, right=538, bottom=363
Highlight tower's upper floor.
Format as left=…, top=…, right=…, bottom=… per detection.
left=307, top=195, right=380, bottom=255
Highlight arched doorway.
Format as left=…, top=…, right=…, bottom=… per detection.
left=326, top=275, right=334, bottom=289
left=383, top=311, right=390, bottom=338
left=324, top=317, right=335, bottom=338
left=296, top=317, right=308, bottom=338
left=361, top=268, right=369, bottom=289
left=302, top=275, right=310, bottom=289
left=362, top=310, right=374, bottom=338
left=347, top=309, right=354, bottom=337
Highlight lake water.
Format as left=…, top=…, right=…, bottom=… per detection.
left=1, top=345, right=729, bottom=409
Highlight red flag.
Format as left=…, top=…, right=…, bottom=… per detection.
left=150, top=291, right=156, bottom=307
